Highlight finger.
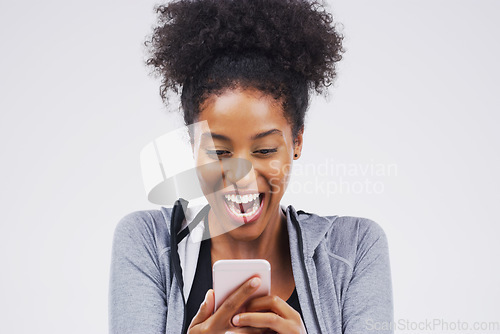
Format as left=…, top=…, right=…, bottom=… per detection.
left=245, top=295, right=294, bottom=319
left=225, top=327, right=268, bottom=334
left=213, top=276, right=261, bottom=323
left=232, top=312, right=290, bottom=333
left=189, top=289, right=215, bottom=328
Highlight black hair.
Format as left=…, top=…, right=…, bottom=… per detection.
left=144, top=0, right=344, bottom=140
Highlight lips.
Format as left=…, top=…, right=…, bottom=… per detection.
left=222, top=191, right=265, bottom=224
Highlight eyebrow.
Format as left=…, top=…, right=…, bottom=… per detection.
left=201, top=128, right=283, bottom=141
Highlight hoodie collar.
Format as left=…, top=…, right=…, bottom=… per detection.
left=163, top=200, right=338, bottom=258
left=285, top=204, right=338, bottom=258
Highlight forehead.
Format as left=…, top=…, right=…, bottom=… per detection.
left=198, top=88, right=292, bottom=139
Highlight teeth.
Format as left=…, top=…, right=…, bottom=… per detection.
left=224, top=193, right=259, bottom=204
left=227, top=198, right=260, bottom=217
left=223, top=193, right=261, bottom=217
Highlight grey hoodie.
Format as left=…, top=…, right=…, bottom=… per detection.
left=109, top=202, right=393, bottom=333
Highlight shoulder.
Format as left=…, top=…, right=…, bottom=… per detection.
left=297, top=209, right=388, bottom=268
left=329, top=215, right=389, bottom=268
left=329, top=215, right=388, bottom=245
left=113, top=208, right=172, bottom=252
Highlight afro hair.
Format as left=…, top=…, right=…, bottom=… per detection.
left=144, top=0, right=344, bottom=139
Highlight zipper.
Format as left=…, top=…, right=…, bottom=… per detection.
left=290, top=209, right=324, bottom=334
left=172, top=252, right=187, bottom=333
left=170, top=200, right=188, bottom=334
left=172, top=201, right=210, bottom=334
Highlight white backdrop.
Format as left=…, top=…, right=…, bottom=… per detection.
left=1, top=0, right=498, bottom=333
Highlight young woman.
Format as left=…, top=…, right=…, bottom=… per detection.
left=109, top=1, right=393, bottom=333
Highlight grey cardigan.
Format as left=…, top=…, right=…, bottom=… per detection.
left=109, top=203, right=393, bottom=334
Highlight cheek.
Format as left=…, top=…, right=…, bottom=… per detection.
left=261, top=159, right=293, bottom=194
left=195, top=158, right=224, bottom=192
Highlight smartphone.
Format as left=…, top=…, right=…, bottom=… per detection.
left=212, top=259, right=271, bottom=313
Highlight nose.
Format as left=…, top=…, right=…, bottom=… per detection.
left=222, top=157, right=256, bottom=189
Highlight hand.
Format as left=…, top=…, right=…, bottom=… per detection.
left=187, top=276, right=268, bottom=334
left=230, top=294, right=307, bottom=334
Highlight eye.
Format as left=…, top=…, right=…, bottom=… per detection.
left=206, top=149, right=231, bottom=159
left=255, top=148, right=278, bottom=156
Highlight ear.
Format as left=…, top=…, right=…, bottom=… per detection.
left=293, top=127, right=304, bottom=160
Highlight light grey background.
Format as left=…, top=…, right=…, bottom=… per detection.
left=1, top=0, right=498, bottom=333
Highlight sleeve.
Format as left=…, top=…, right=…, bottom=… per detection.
left=342, top=219, right=394, bottom=334
left=108, top=211, right=168, bottom=334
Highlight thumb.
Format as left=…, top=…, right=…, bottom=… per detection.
left=205, top=289, right=214, bottom=312
left=189, top=289, right=214, bottom=328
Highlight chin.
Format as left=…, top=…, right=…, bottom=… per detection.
left=229, top=221, right=265, bottom=241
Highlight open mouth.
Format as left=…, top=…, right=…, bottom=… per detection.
left=222, top=192, right=265, bottom=222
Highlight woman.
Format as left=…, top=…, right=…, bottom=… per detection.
left=109, top=0, right=393, bottom=333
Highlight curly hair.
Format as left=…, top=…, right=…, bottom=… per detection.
left=144, top=0, right=344, bottom=140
